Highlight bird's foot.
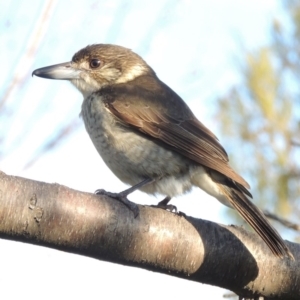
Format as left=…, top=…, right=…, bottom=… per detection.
left=95, top=179, right=155, bottom=218
left=155, top=203, right=178, bottom=213
left=177, top=211, right=187, bottom=218
left=95, top=189, right=139, bottom=218
left=151, top=196, right=178, bottom=213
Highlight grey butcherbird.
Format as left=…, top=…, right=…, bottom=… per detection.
left=33, top=44, right=294, bottom=259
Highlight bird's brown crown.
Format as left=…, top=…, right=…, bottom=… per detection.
left=68, top=44, right=153, bottom=97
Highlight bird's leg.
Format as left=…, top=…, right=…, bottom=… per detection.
left=155, top=196, right=177, bottom=213
left=95, top=178, right=155, bottom=217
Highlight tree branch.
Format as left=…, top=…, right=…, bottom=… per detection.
left=0, top=171, right=299, bottom=299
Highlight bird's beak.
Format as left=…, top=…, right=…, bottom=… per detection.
left=32, top=62, right=81, bottom=80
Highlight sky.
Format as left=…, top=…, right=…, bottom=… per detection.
left=0, top=0, right=285, bottom=299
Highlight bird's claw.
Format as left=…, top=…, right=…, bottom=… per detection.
left=150, top=203, right=178, bottom=213
left=160, top=204, right=177, bottom=213
left=95, top=189, right=139, bottom=218
left=151, top=196, right=178, bottom=213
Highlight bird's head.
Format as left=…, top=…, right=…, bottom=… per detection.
left=33, top=44, right=151, bottom=98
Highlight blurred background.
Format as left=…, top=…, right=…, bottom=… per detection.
left=1, top=0, right=299, bottom=299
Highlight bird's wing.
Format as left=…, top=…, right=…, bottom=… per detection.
left=102, top=78, right=250, bottom=189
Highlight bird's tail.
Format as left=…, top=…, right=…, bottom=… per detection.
left=221, top=185, right=294, bottom=260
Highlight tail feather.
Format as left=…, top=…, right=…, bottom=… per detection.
left=222, top=186, right=294, bottom=260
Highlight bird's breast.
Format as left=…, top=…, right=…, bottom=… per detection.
left=81, top=92, right=193, bottom=196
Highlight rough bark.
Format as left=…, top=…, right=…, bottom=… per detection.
left=0, top=171, right=299, bottom=299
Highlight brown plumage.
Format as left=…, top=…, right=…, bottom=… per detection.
left=100, top=76, right=250, bottom=189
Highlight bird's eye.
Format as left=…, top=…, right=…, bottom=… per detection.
left=90, top=59, right=101, bottom=69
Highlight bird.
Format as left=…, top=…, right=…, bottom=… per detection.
left=33, top=44, right=293, bottom=260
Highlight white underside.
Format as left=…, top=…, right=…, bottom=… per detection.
left=140, top=166, right=232, bottom=208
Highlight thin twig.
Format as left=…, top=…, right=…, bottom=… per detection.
left=291, top=140, right=300, bottom=147
left=0, top=0, right=57, bottom=110
left=264, top=210, right=300, bottom=231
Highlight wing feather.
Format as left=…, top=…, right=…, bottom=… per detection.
left=101, top=76, right=250, bottom=189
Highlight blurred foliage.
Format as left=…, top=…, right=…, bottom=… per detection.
left=216, top=0, right=300, bottom=220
